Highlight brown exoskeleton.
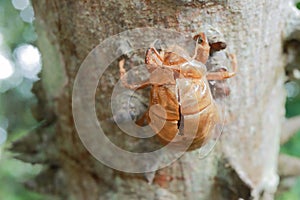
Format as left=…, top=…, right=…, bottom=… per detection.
left=119, top=32, right=237, bottom=151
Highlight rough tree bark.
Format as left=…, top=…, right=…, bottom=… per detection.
left=11, top=0, right=300, bottom=200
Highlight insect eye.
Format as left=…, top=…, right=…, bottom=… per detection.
left=197, top=36, right=203, bottom=44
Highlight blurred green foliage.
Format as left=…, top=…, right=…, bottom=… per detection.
left=0, top=152, right=43, bottom=200
left=0, top=0, right=43, bottom=200
left=278, top=3, right=300, bottom=197
left=0, top=1, right=37, bottom=48
left=277, top=179, right=300, bottom=200
left=276, top=2, right=300, bottom=199
left=277, top=97, right=300, bottom=200
left=283, top=96, right=300, bottom=158
left=296, top=2, right=300, bottom=10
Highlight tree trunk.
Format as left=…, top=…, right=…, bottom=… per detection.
left=13, top=0, right=299, bottom=199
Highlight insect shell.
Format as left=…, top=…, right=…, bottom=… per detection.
left=119, top=32, right=237, bottom=151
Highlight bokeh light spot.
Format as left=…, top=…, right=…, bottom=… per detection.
left=11, top=0, right=29, bottom=10
left=285, top=81, right=300, bottom=98
left=0, top=33, right=3, bottom=46
left=0, top=55, right=14, bottom=80
left=14, top=44, right=41, bottom=80
left=0, top=127, right=7, bottom=145
left=20, top=6, right=34, bottom=23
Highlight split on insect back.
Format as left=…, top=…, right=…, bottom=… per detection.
left=112, top=29, right=237, bottom=157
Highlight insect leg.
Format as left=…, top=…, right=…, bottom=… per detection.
left=192, top=32, right=210, bottom=64
left=119, top=58, right=151, bottom=90
left=145, top=47, right=164, bottom=65
left=206, top=53, right=237, bottom=80
left=135, top=109, right=150, bottom=126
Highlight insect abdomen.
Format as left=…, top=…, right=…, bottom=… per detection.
left=148, top=78, right=218, bottom=150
